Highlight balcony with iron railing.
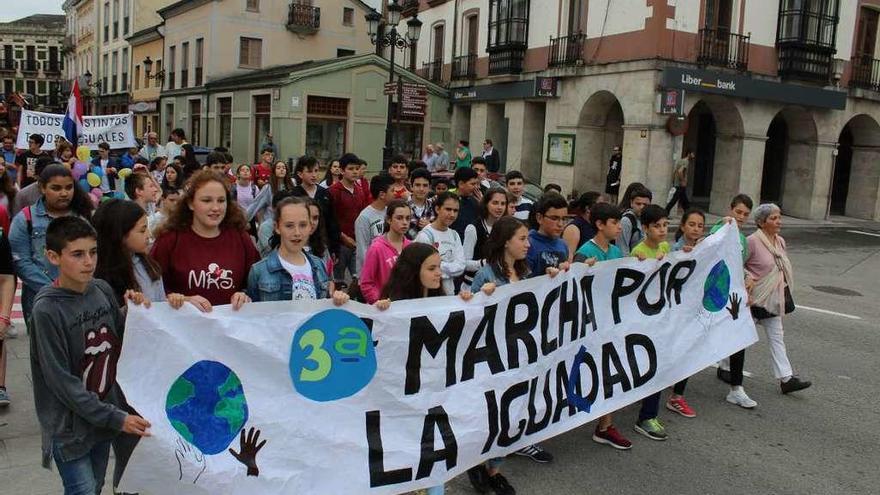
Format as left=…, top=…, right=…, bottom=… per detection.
left=488, top=45, right=525, bottom=75
left=21, top=59, right=39, bottom=72
left=287, top=2, right=320, bottom=34
left=776, top=8, right=838, bottom=82
left=549, top=32, right=586, bottom=67
left=0, top=59, right=15, bottom=71
left=487, top=15, right=528, bottom=75
left=697, top=28, right=750, bottom=71
left=423, top=59, right=443, bottom=83
left=452, top=53, right=476, bottom=80
left=850, top=55, right=880, bottom=92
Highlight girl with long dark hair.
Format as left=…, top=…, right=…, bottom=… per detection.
left=462, top=187, right=507, bottom=290
left=92, top=199, right=189, bottom=307
left=319, top=159, right=341, bottom=189
left=374, top=242, right=472, bottom=495
left=9, top=164, right=94, bottom=326
left=306, top=199, right=334, bottom=280
left=247, top=160, right=296, bottom=222
left=180, top=143, right=200, bottom=179
left=161, top=162, right=184, bottom=192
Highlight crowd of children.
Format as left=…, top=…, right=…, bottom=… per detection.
left=0, top=136, right=813, bottom=495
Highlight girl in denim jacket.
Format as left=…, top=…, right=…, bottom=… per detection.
left=247, top=196, right=348, bottom=304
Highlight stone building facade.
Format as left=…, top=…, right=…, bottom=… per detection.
left=411, top=0, right=880, bottom=221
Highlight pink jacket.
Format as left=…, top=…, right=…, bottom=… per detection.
left=359, top=235, right=411, bottom=303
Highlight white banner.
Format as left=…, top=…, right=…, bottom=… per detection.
left=118, top=225, right=757, bottom=494
left=16, top=109, right=137, bottom=150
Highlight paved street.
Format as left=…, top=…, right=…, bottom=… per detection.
left=1, top=223, right=879, bottom=495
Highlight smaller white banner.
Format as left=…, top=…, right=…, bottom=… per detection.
left=16, top=109, right=138, bottom=150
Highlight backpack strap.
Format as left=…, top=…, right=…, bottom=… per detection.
left=623, top=210, right=639, bottom=248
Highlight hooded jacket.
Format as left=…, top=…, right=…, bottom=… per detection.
left=359, top=235, right=411, bottom=304
left=29, top=279, right=128, bottom=467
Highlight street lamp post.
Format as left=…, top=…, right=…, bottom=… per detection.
left=366, top=0, right=421, bottom=168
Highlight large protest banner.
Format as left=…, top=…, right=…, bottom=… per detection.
left=118, top=225, right=757, bottom=494
left=15, top=109, right=137, bottom=150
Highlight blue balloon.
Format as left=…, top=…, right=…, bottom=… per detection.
left=91, top=166, right=105, bottom=177
left=702, top=261, right=731, bottom=312
left=290, top=309, right=377, bottom=402
left=78, top=178, right=90, bottom=191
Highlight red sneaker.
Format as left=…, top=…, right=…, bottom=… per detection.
left=666, top=396, right=697, bottom=418
left=592, top=425, right=632, bottom=450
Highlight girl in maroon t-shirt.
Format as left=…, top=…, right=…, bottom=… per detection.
left=151, top=170, right=260, bottom=310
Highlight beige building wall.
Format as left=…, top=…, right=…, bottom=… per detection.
left=64, top=0, right=98, bottom=82
left=95, top=0, right=133, bottom=112
left=129, top=36, right=163, bottom=138
left=162, top=0, right=374, bottom=87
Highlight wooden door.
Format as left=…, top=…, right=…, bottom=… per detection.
left=467, top=15, right=479, bottom=54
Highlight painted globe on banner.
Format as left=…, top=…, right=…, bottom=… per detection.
left=702, top=261, right=731, bottom=313
left=165, top=360, right=249, bottom=455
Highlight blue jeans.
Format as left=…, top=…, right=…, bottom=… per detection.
left=53, top=440, right=112, bottom=495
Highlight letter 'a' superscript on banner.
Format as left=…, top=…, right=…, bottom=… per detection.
left=15, top=109, right=138, bottom=151
left=117, top=224, right=757, bottom=495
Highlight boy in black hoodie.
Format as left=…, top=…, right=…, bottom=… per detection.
left=30, top=216, right=151, bottom=494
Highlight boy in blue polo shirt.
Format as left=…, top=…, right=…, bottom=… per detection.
left=574, top=202, right=633, bottom=450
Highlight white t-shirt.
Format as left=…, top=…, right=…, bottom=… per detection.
left=166, top=141, right=184, bottom=160
left=278, top=255, right=317, bottom=300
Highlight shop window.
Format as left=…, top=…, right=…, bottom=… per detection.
left=190, top=99, right=201, bottom=146
left=307, top=96, right=348, bottom=116
left=306, top=96, right=349, bottom=162
left=218, top=97, right=232, bottom=149
left=253, top=94, right=271, bottom=161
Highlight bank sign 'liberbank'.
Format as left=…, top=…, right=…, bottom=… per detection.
left=661, top=67, right=846, bottom=110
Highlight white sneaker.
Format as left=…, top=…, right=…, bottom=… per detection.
left=726, top=387, right=757, bottom=409
left=4, top=323, right=18, bottom=339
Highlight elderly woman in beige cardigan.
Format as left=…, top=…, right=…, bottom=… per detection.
left=745, top=203, right=811, bottom=395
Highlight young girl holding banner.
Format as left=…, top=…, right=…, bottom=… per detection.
left=374, top=243, right=474, bottom=495
left=247, top=195, right=348, bottom=304
left=465, top=215, right=531, bottom=495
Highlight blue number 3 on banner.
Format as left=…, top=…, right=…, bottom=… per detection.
left=289, top=309, right=377, bottom=402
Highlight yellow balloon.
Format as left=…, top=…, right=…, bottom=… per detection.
left=76, top=146, right=91, bottom=162
left=87, top=172, right=101, bottom=188
left=118, top=168, right=132, bottom=179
